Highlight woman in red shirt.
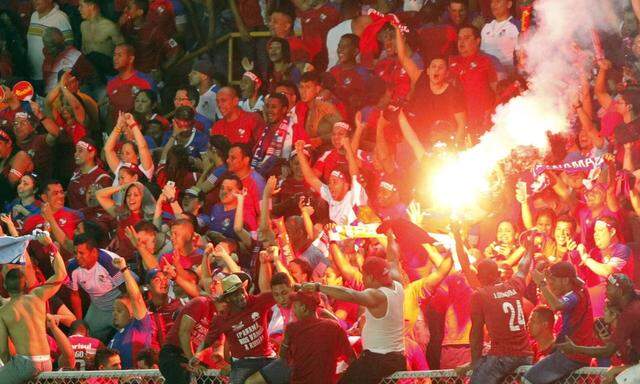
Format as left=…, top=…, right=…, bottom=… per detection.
left=96, top=181, right=156, bottom=262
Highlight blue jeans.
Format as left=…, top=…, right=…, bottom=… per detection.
left=470, top=355, right=532, bottom=384
left=523, top=351, right=586, bottom=384
left=230, top=357, right=275, bottom=384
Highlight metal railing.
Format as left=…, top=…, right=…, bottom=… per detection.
left=29, top=366, right=611, bottom=384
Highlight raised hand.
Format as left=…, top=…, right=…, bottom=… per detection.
left=112, top=256, right=127, bottom=270
left=515, top=181, right=528, bottom=204
left=29, top=101, right=44, bottom=120
left=241, top=57, right=254, bottom=72
left=406, top=200, right=423, bottom=226
left=124, top=225, right=139, bottom=248
left=34, top=230, right=53, bottom=247
left=298, top=195, right=314, bottom=216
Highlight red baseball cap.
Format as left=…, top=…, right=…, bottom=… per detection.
left=362, top=256, right=392, bottom=285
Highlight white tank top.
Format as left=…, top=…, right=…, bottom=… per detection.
left=362, top=280, right=405, bottom=354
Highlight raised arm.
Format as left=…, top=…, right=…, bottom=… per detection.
left=232, top=189, right=253, bottom=249
left=104, top=112, right=126, bottom=173
left=294, top=140, right=323, bottom=191
left=29, top=101, right=60, bottom=146
left=394, top=24, right=422, bottom=86
left=420, top=243, right=453, bottom=291
left=311, top=283, right=386, bottom=308
left=96, top=183, right=129, bottom=217
left=330, top=242, right=362, bottom=284
left=604, top=154, right=621, bottom=212
left=451, top=222, right=481, bottom=288
left=124, top=225, right=159, bottom=270
left=47, top=315, right=76, bottom=369
left=398, top=110, right=426, bottom=160
left=0, top=318, right=8, bottom=363
left=258, top=176, right=278, bottom=243
left=113, top=256, right=147, bottom=320
left=126, top=113, right=154, bottom=173
left=32, top=232, right=67, bottom=301
left=375, top=114, right=395, bottom=174
left=258, top=250, right=274, bottom=293
left=342, top=137, right=360, bottom=178
left=594, top=59, right=613, bottom=109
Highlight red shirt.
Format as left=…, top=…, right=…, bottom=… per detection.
left=373, top=56, right=413, bottom=102
left=54, top=114, right=87, bottom=145
left=297, top=4, right=340, bottom=67
left=149, top=297, right=183, bottom=348
left=66, top=166, right=113, bottom=210
left=470, top=276, right=532, bottom=356
left=106, top=71, right=154, bottom=114
left=120, top=20, right=180, bottom=74
left=237, top=0, right=264, bottom=30
left=113, top=213, right=142, bottom=261
left=328, top=64, right=370, bottom=108
left=158, top=248, right=204, bottom=271
left=287, top=36, right=310, bottom=63
left=69, top=334, right=104, bottom=370
left=285, top=317, right=352, bottom=384
left=22, top=207, right=82, bottom=240
left=204, top=293, right=276, bottom=359
left=449, top=52, right=497, bottom=132
left=554, top=286, right=596, bottom=364
left=164, top=296, right=216, bottom=350
left=211, top=110, right=264, bottom=145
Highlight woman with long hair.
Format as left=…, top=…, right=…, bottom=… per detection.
left=96, top=181, right=156, bottom=263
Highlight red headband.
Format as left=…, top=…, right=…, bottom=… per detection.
left=244, top=71, right=263, bottom=89
left=77, top=140, right=96, bottom=152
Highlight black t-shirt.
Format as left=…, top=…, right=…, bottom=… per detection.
left=406, top=72, right=465, bottom=144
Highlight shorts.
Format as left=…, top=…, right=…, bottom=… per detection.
left=523, top=351, right=586, bottom=384
left=230, top=357, right=276, bottom=384
left=258, top=358, right=291, bottom=384
left=470, top=355, right=532, bottom=384
left=0, top=354, right=52, bottom=384
left=338, top=350, right=406, bottom=384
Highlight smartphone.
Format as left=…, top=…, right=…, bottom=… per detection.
left=167, top=180, right=175, bottom=187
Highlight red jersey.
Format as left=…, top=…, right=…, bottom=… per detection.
left=373, top=56, right=413, bottom=102
left=158, top=248, right=204, bottom=271
left=211, top=110, right=265, bottom=145
left=204, top=293, right=276, bottom=359
left=120, top=20, right=180, bottom=74
left=66, top=166, right=113, bottom=210
left=285, top=317, right=352, bottom=384
left=287, top=36, right=310, bottom=63
left=328, top=64, right=370, bottom=108
left=470, top=276, right=532, bottom=356
left=449, top=52, right=497, bottom=132
left=149, top=298, right=183, bottom=348
left=555, top=287, right=596, bottom=364
left=164, top=296, right=216, bottom=350
left=297, top=4, right=340, bottom=67
left=236, top=0, right=264, bottom=30
left=22, top=207, right=82, bottom=240
left=106, top=71, right=154, bottom=114
left=69, top=334, right=104, bottom=370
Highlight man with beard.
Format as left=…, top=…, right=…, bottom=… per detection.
left=66, top=138, right=113, bottom=211
left=252, top=93, right=305, bottom=175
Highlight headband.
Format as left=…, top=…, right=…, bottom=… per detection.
left=333, top=122, right=351, bottom=132
left=330, top=170, right=347, bottom=180
left=380, top=181, right=397, bottom=192
left=244, top=71, right=263, bottom=88
left=77, top=140, right=96, bottom=152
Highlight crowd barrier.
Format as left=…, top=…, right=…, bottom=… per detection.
left=29, top=366, right=611, bottom=384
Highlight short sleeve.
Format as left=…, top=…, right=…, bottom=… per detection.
left=255, top=292, right=276, bottom=310
left=319, top=183, right=332, bottom=202
left=67, top=269, right=79, bottom=291
left=182, top=298, right=206, bottom=322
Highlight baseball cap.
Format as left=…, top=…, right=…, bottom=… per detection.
left=548, top=261, right=577, bottom=279
left=192, top=59, right=215, bottom=79
left=362, top=256, right=392, bottom=285
left=183, top=187, right=203, bottom=200
left=289, top=291, right=321, bottom=310
left=220, top=274, right=244, bottom=298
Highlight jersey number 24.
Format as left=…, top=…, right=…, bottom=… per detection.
left=502, top=300, right=525, bottom=332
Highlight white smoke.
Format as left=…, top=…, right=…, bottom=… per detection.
left=432, top=0, right=628, bottom=211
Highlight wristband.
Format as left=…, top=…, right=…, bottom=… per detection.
left=120, top=266, right=129, bottom=273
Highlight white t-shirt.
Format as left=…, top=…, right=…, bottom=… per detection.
left=480, top=17, right=520, bottom=70
left=197, top=84, right=221, bottom=122
left=319, top=175, right=368, bottom=225
left=326, top=20, right=353, bottom=70
left=67, top=249, right=124, bottom=311
left=28, top=5, right=73, bottom=80
left=239, top=95, right=265, bottom=114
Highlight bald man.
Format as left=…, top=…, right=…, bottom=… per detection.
left=210, top=87, right=265, bottom=145
left=42, top=27, right=96, bottom=93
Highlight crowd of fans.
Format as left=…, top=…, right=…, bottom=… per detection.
left=0, top=0, right=640, bottom=383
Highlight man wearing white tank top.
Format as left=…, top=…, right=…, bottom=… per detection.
left=300, top=234, right=406, bottom=384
